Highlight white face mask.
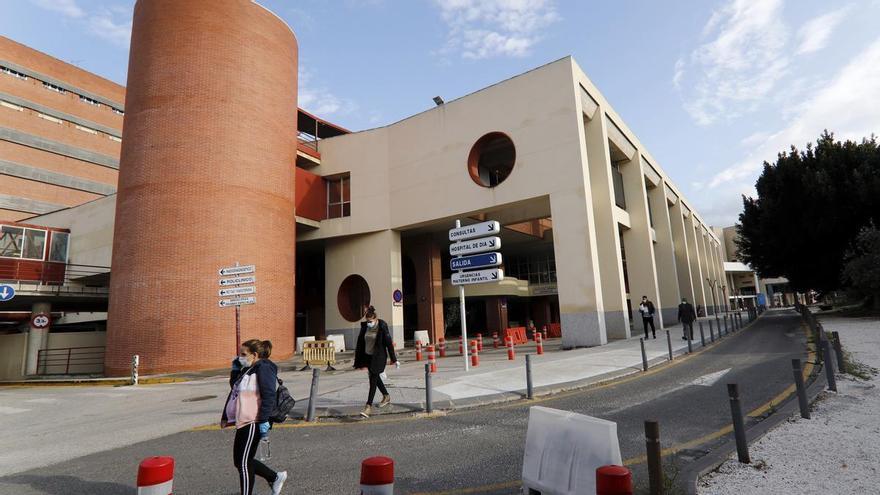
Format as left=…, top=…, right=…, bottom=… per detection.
left=367, top=320, right=378, bottom=329
left=238, top=356, right=252, bottom=367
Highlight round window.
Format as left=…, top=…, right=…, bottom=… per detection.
left=468, top=132, right=516, bottom=187
left=337, top=274, right=371, bottom=322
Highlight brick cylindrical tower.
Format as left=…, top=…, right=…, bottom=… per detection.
left=105, top=0, right=297, bottom=375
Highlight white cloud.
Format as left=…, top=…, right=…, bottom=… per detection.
left=672, top=57, right=685, bottom=89
left=30, top=0, right=84, bottom=18
left=677, top=0, right=789, bottom=125
left=708, top=36, right=880, bottom=189
left=88, top=11, right=132, bottom=48
left=298, top=66, right=357, bottom=118
left=433, top=0, right=560, bottom=59
left=795, top=7, right=850, bottom=55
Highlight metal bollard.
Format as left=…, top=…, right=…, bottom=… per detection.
left=306, top=368, right=320, bottom=422
left=424, top=363, right=433, bottom=413
left=640, top=338, right=648, bottom=372
left=821, top=340, right=837, bottom=392
left=666, top=330, right=673, bottom=361
left=791, top=359, right=810, bottom=419
left=727, top=384, right=750, bottom=463
left=716, top=316, right=721, bottom=335
left=831, top=331, right=845, bottom=372
left=710, top=319, right=717, bottom=340
left=131, top=354, right=139, bottom=386
left=709, top=320, right=715, bottom=342
left=525, top=354, right=534, bottom=399
left=686, top=330, right=693, bottom=354
left=724, top=315, right=729, bottom=334
left=699, top=322, right=706, bottom=347
left=644, top=420, right=662, bottom=495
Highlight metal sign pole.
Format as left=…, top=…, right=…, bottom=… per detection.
left=234, top=261, right=241, bottom=352
left=456, top=220, right=470, bottom=372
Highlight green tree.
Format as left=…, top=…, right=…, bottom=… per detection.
left=736, top=131, right=880, bottom=293
left=842, top=225, right=880, bottom=308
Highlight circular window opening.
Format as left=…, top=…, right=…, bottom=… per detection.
left=337, top=274, right=371, bottom=322
left=468, top=132, right=516, bottom=187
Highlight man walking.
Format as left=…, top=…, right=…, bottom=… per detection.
left=678, top=297, right=696, bottom=340
left=638, top=296, right=656, bottom=339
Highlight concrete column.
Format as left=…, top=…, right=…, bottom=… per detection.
left=25, top=302, right=51, bottom=376
left=697, top=227, right=715, bottom=315
left=582, top=114, right=628, bottom=339
left=647, top=183, right=680, bottom=325
left=684, top=211, right=708, bottom=314
left=619, top=154, right=661, bottom=331
left=669, top=199, right=695, bottom=306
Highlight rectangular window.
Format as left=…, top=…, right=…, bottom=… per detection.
left=108, top=135, right=122, bottom=142
left=23, top=229, right=47, bottom=260
left=0, top=226, right=24, bottom=258
left=43, top=82, right=66, bottom=94
left=49, top=232, right=69, bottom=263
left=75, top=124, right=98, bottom=134
left=612, top=161, right=626, bottom=209
left=111, top=107, right=124, bottom=116
left=1, top=66, right=28, bottom=80
left=645, top=187, right=655, bottom=227
left=326, top=175, right=351, bottom=219
left=0, top=100, right=23, bottom=111
left=80, top=96, right=101, bottom=106
left=38, top=113, right=63, bottom=124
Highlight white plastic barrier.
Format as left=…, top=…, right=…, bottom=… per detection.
left=296, top=336, right=316, bottom=351
left=521, top=406, right=622, bottom=495
left=413, top=330, right=430, bottom=347
left=326, top=334, right=346, bottom=352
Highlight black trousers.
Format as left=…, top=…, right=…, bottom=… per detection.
left=233, top=422, right=277, bottom=495
left=682, top=322, right=694, bottom=339
left=642, top=317, right=656, bottom=338
left=367, top=371, right=388, bottom=404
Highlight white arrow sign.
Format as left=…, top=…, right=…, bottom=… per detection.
left=219, top=264, right=255, bottom=276
left=219, top=286, right=256, bottom=297
left=450, top=236, right=501, bottom=256
left=449, top=220, right=501, bottom=242
left=219, top=296, right=256, bottom=307
left=451, top=268, right=504, bottom=286
left=689, top=368, right=731, bottom=387
left=219, top=275, right=256, bottom=286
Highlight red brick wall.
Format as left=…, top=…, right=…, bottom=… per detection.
left=105, top=0, right=298, bottom=375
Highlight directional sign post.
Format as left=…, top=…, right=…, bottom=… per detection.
left=218, top=262, right=256, bottom=352
left=451, top=268, right=505, bottom=285
left=0, top=284, right=14, bottom=302
left=448, top=220, right=500, bottom=242
left=450, top=252, right=502, bottom=271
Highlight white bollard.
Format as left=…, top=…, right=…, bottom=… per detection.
left=131, top=354, right=139, bottom=386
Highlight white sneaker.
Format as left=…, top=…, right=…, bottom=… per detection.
left=271, top=471, right=287, bottom=495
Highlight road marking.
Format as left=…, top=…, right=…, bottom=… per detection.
left=0, top=406, right=29, bottom=414
left=690, top=368, right=731, bottom=387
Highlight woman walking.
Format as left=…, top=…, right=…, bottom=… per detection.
left=221, top=339, right=287, bottom=495
left=355, top=306, right=398, bottom=418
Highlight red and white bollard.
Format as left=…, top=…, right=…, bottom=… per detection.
left=458, top=339, right=464, bottom=355
left=506, top=336, right=515, bottom=360
left=536, top=331, right=544, bottom=355
left=427, top=345, right=437, bottom=373
left=415, top=340, right=423, bottom=362
left=493, top=332, right=500, bottom=349
left=470, top=340, right=479, bottom=367
left=439, top=338, right=447, bottom=358
left=596, top=465, right=633, bottom=495
left=360, top=456, right=394, bottom=494
left=542, top=325, right=548, bottom=340
left=476, top=333, right=483, bottom=352
left=137, top=456, right=174, bottom=495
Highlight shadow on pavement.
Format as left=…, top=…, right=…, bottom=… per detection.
left=2, top=474, right=131, bottom=495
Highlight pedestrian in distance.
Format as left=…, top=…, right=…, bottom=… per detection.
left=639, top=295, right=657, bottom=339
left=355, top=305, right=398, bottom=418
left=678, top=297, right=696, bottom=340
left=221, top=339, right=287, bottom=495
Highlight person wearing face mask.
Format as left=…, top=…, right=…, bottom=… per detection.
left=677, top=297, right=696, bottom=340
left=354, top=305, right=398, bottom=418
left=221, top=339, right=287, bottom=495
left=638, top=295, right=657, bottom=339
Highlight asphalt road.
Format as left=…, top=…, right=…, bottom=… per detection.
left=0, top=309, right=809, bottom=494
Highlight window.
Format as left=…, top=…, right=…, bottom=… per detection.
left=108, top=135, right=122, bottom=142
left=75, top=124, right=98, bottom=135
left=1, top=66, right=28, bottom=80
left=611, top=161, right=626, bottom=209
left=0, top=226, right=24, bottom=258
left=80, top=96, right=101, bottom=106
left=0, top=100, right=23, bottom=111
left=111, top=107, right=124, bottom=116
left=645, top=186, right=654, bottom=227
left=23, top=229, right=46, bottom=260
left=326, top=175, right=350, bottom=219
left=43, top=82, right=66, bottom=94
left=37, top=113, right=62, bottom=124
left=49, top=232, right=69, bottom=263
left=468, top=132, right=516, bottom=187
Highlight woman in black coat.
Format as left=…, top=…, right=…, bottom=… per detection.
left=354, top=305, right=397, bottom=418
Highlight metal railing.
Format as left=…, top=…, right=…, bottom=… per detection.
left=36, top=346, right=105, bottom=375
left=297, top=131, right=319, bottom=151
left=0, top=262, right=110, bottom=295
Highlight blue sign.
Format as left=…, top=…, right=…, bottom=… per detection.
left=0, top=284, right=15, bottom=302
left=757, top=293, right=766, bottom=307
left=450, top=252, right=503, bottom=271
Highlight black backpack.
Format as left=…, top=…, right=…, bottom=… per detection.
left=269, top=378, right=295, bottom=424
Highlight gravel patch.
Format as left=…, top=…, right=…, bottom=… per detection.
left=698, top=315, right=880, bottom=494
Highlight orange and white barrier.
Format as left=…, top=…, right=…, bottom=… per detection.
left=439, top=338, right=447, bottom=358
left=415, top=340, right=423, bottom=361
left=506, top=336, right=515, bottom=360
left=458, top=339, right=464, bottom=355
left=470, top=340, right=479, bottom=367
left=360, top=456, right=394, bottom=494
left=536, top=332, right=544, bottom=355
left=476, top=333, right=483, bottom=351
left=137, top=456, right=174, bottom=495
left=427, top=345, right=437, bottom=373
left=493, top=332, right=500, bottom=349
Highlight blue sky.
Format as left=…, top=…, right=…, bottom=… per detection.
left=3, top=0, right=880, bottom=227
